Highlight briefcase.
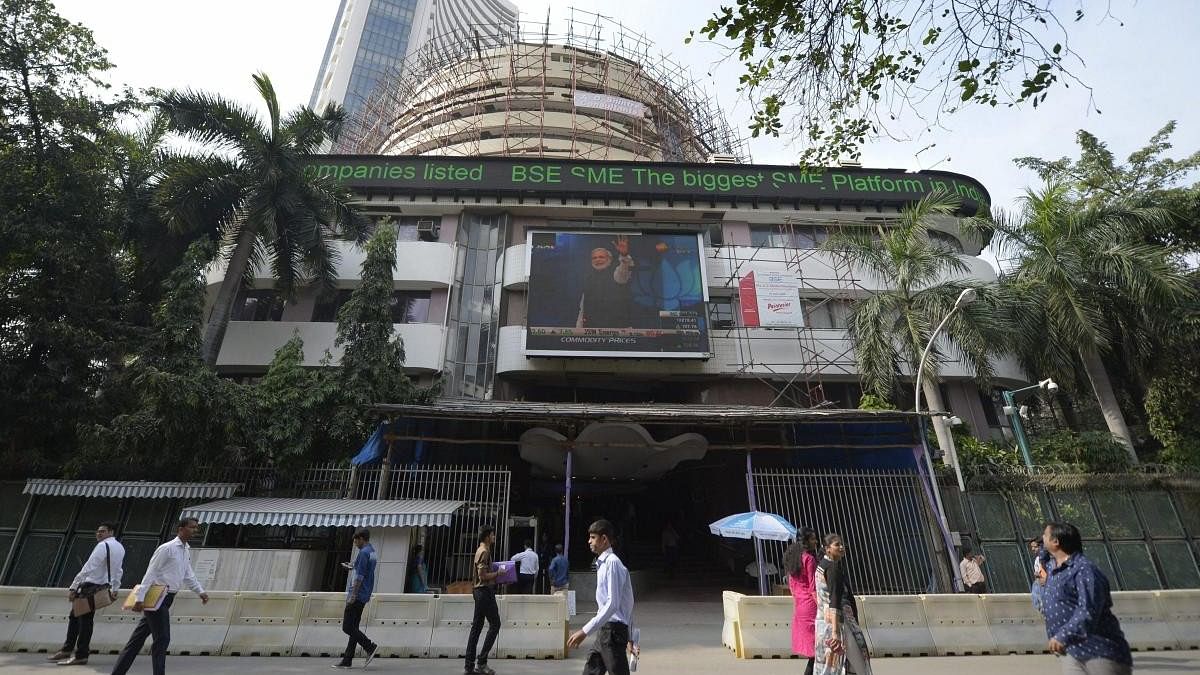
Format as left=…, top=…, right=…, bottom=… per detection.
left=71, top=583, right=114, bottom=617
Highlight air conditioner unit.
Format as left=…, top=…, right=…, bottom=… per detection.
left=416, top=218, right=439, bottom=239
left=708, top=154, right=739, bottom=164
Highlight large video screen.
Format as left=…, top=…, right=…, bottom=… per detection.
left=525, top=231, right=710, bottom=358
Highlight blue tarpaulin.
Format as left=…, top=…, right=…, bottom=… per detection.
left=351, top=423, right=387, bottom=466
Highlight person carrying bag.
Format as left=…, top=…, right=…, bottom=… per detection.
left=50, top=521, right=125, bottom=666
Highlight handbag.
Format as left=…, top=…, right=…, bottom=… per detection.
left=71, top=542, right=115, bottom=617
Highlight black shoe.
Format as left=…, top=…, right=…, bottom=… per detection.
left=331, top=662, right=353, bottom=669
left=57, top=656, right=88, bottom=666
left=474, top=665, right=497, bottom=675
left=48, top=651, right=71, bottom=662
left=363, top=644, right=377, bottom=668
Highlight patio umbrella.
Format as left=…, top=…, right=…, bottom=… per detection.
left=709, top=511, right=797, bottom=595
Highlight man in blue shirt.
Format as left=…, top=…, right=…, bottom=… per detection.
left=549, top=544, right=570, bottom=592
left=335, top=529, right=378, bottom=669
left=1041, top=522, right=1132, bottom=675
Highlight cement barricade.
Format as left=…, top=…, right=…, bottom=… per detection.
left=292, top=592, right=353, bottom=658
left=87, top=590, right=142, bottom=655
left=1111, top=591, right=1179, bottom=651
left=368, top=594, right=436, bottom=658
left=856, top=595, right=936, bottom=657
left=0, top=587, right=34, bottom=653
left=221, top=592, right=302, bottom=656
left=495, top=594, right=566, bottom=659
left=8, top=588, right=70, bottom=653
left=428, top=594, right=484, bottom=658
left=920, top=594, right=996, bottom=655
left=733, top=595, right=793, bottom=659
left=1155, top=590, right=1200, bottom=650
left=166, top=591, right=234, bottom=655
left=980, top=593, right=1047, bottom=654
left=721, top=591, right=743, bottom=656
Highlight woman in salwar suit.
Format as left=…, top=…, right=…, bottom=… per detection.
left=785, top=529, right=820, bottom=675
left=813, top=533, right=872, bottom=675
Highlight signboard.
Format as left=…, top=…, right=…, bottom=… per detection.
left=573, top=91, right=647, bottom=117
left=739, top=271, right=803, bottom=327
left=525, top=231, right=710, bottom=358
left=306, top=155, right=990, bottom=215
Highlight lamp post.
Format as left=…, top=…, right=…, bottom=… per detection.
left=914, top=288, right=976, bottom=492
left=1002, top=378, right=1059, bottom=469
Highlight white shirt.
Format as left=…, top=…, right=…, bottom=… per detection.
left=583, top=548, right=635, bottom=635
left=70, top=538, right=125, bottom=592
left=960, top=557, right=985, bottom=586
left=512, top=548, right=539, bottom=575
left=135, top=537, right=204, bottom=601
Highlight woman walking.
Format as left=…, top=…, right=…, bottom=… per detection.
left=814, top=533, right=872, bottom=675
left=785, top=528, right=820, bottom=675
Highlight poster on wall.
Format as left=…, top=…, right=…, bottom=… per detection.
left=525, top=231, right=710, bottom=358
left=738, top=271, right=803, bottom=327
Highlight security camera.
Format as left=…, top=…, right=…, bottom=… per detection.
left=1045, top=380, right=1059, bottom=394
left=947, top=415, right=963, bottom=426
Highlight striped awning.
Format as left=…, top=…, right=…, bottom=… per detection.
left=179, top=498, right=465, bottom=528
left=24, top=479, right=241, bottom=500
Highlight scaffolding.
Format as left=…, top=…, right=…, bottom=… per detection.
left=336, top=9, right=748, bottom=163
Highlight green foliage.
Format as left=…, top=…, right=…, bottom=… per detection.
left=857, top=393, right=893, bottom=411
left=1144, top=288, right=1200, bottom=469
left=250, top=334, right=340, bottom=470
left=690, top=0, right=1093, bottom=165
left=1029, top=430, right=1133, bottom=472
left=954, top=433, right=1022, bottom=471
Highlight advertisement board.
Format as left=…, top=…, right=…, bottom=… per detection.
left=738, top=271, right=803, bottom=327
left=525, top=231, right=709, bottom=358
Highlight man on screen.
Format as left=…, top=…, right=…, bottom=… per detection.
left=576, top=235, right=635, bottom=329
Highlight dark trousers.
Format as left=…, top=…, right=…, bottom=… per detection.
left=464, top=586, right=500, bottom=670
left=61, top=610, right=95, bottom=659
left=340, top=600, right=375, bottom=664
left=966, top=581, right=987, bottom=593
left=517, top=573, right=536, bottom=594
left=111, top=592, right=175, bottom=675
left=583, top=622, right=630, bottom=675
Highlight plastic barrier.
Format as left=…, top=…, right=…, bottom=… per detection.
left=164, top=591, right=234, bottom=656
left=428, top=594, right=485, bottom=659
left=980, top=593, right=1047, bottom=654
left=221, top=592, right=302, bottom=656
left=1111, top=591, right=1179, bottom=651
left=920, top=594, right=996, bottom=655
left=733, top=595, right=793, bottom=659
left=292, top=592, right=354, bottom=658
left=0, top=587, right=34, bottom=653
left=495, top=594, right=566, bottom=659
left=856, top=595, right=936, bottom=657
left=1155, top=590, right=1200, bottom=650
left=8, top=589, right=70, bottom=653
left=367, top=594, right=436, bottom=658
left=721, top=591, right=743, bottom=656
left=86, top=590, right=142, bottom=655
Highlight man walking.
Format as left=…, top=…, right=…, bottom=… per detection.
left=333, top=528, right=379, bottom=669
left=1042, top=522, right=1132, bottom=675
left=549, top=544, right=570, bottom=593
left=465, top=526, right=501, bottom=675
left=568, top=520, right=637, bottom=675
left=511, top=540, right=539, bottom=594
left=111, top=517, right=208, bottom=675
left=960, top=545, right=987, bottom=593
left=50, top=521, right=125, bottom=666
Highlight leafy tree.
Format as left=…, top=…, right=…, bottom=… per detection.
left=250, top=334, right=340, bottom=470
left=824, top=190, right=1008, bottom=455
left=967, top=183, right=1192, bottom=459
left=690, top=0, right=1101, bottom=165
left=155, top=73, right=368, bottom=365
left=1144, top=277, right=1200, bottom=469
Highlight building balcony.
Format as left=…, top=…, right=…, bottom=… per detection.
left=215, top=321, right=444, bottom=373
left=206, top=240, right=454, bottom=289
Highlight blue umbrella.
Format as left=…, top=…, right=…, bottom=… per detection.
left=709, top=511, right=797, bottom=542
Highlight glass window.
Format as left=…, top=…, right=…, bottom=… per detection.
left=1009, top=491, right=1051, bottom=540
left=1094, top=492, right=1142, bottom=539
left=709, top=300, right=735, bottom=329
left=30, top=497, right=75, bottom=530
left=124, top=501, right=169, bottom=535
left=77, top=498, right=122, bottom=527
left=703, top=223, right=724, bottom=246
left=1051, top=493, right=1101, bottom=538
left=981, top=542, right=1029, bottom=593
left=1154, top=540, right=1200, bottom=589
left=312, top=290, right=353, bottom=322
left=55, top=534, right=102, bottom=587
left=0, top=484, right=28, bottom=528
left=9, top=533, right=64, bottom=586
left=390, top=291, right=431, bottom=323
left=970, top=492, right=1016, bottom=540
left=1174, top=492, right=1200, bottom=536
left=233, top=289, right=285, bottom=321
left=120, top=535, right=162, bottom=587
left=1110, top=541, right=1160, bottom=590
left=1136, top=492, right=1184, bottom=538
left=1084, top=542, right=1118, bottom=587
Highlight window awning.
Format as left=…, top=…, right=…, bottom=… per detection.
left=179, top=498, right=466, bottom=528
left=24, top=479, right=241, bottom=500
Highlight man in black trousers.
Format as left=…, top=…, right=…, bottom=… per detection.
left=568, top=519, right=638, bottom=675
left=464, top=526, right=501, bottom=675
left=333, top=528, right=378, bottom=669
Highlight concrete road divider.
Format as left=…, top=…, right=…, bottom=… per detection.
left=856, top=595, right=936, bottom=657
left=428, top=593, right=485, bottom=659
left=221, top=592, right=301, bottom=656
left=979, top=593, right=1047, bottom=654
left=8, top=588, right=69, bottom=653
left=733, top=595, right=793, bottom=659
left=495, top=595, right=567, bottom=659
left=87, top=591, right=142, bottom=655
left=721, top=591, right=743, bottom=656
left=920, top=594, right=996, bottom=655
left=1111, top=591, right=1179, bottom=651
left=0, top=587, right=34, bottom=653
left=166, top=591, right=234, bottom=656
left=292, top=592, right=351, bottom=658
left=368, top=594, right=436, bottom=657
left=1155, top=590, right=1200, bottom=650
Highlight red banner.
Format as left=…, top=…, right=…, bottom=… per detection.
left=738, top=271, right=759, bottom=327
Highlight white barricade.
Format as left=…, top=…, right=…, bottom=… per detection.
left=221, top=592, right=302, bottom=656
left=1111, top=591, right=1179, bottom=651
left=1156, top=590, right=1200, bottom=650
left=428, top=594, right=484, bottom=659
left=166, top=591, right=234, bottom=656
left=495, top=594, right=566, bottom=659
left=980, top=593, right=1047, bottom=654
left=292, top=592, right=353, bottom=658
left=920, top=594, right=997, bottom=655
left=856, top=595, right=936, bottom=657
left=0, top=587, right=34, bottom=653
left=733, top=595, right=793, bottom=659
left=87, top=590, right=142, bottom=655
left=721, top=591, right=743, bottom=656
left=8, top=588, right=69, bottom=653
left=368, top=594, right=436, bottom=657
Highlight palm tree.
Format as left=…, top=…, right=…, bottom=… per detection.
left=155, top=73, right=367, bottom=365
left=824, top=191, right=1009, bottom=455
left=966, top=183, right=1192, bottom=461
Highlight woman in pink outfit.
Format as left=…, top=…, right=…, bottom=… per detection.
left=785, top=528, right=820, bottom=675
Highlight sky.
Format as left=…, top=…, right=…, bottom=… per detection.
left=52, top=0, right=1200, bottom=226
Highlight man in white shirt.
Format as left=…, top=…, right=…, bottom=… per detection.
left=511, top=540, right=539, bottom=594
left=50, top=521, right=125, bottom=666
left=111, top=517, right=208, bottom=675
left=960, top=545, right=987, bottom=594
left=568, top=520, right=638, bottom=675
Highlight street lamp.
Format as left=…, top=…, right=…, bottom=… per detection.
left=914, top=287, right=976, bottom=492
left=1002, top=378, right=1059, bottom=469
